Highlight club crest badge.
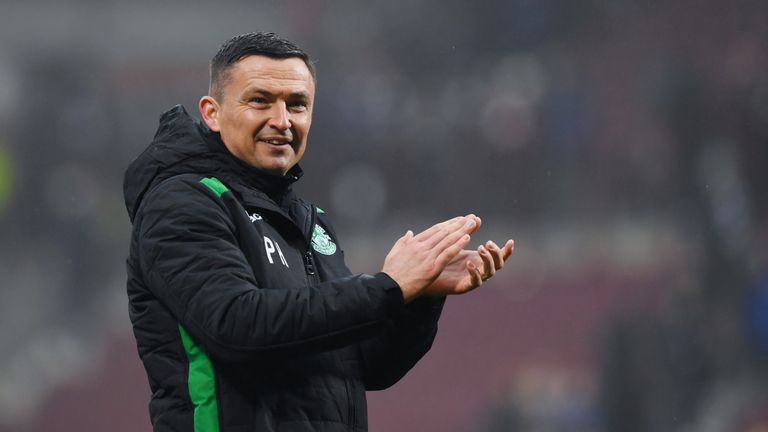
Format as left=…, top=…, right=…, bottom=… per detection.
left=311, top=224, right=337, bottom=255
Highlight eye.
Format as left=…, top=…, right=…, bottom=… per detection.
left=288, top=101, right=308, bottom=112
left=249, top=97, right=268, bottom=105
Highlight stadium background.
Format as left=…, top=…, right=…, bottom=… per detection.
left=0, top=0, right=766, bottom=430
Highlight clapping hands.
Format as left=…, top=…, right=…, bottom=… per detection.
left=382, top=215, right=515, bottom=303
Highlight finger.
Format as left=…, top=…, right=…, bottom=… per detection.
left=467, top=260, right=483, bottom=289
left=502, top=239, right=515, bottom=261
left=432, top=218, right=476, bottom=257
left=420, top=214, right=480, bottom=245
left=413, top=216, right=463, bottom=241
left=414, top=216, right=466, bottom=246
left=435, top=233, right=471, bottom=269
left=467, top=215, right=483, bottom=234
left=478, top=245, right=495, bottom=279
left=484, top=240, right=504, bottom=269
left=467, top=215, right=482, bottom=235
left=425, top=216, right=477, bottom=250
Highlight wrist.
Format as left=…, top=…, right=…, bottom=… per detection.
left=381, top=271, right=419, bottom=304
left=400, top=285, right=419, bottom=304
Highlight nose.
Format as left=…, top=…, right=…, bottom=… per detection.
left=267, top=101, right=291, bottom=131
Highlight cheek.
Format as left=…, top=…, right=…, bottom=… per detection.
left=297, top=117, right=312, bottom=139
left=233, top=110, right=262, bottom=131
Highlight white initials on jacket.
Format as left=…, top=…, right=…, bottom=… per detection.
left=247, top=211, right=262, bottom=222
left=263, top=236, right=289, bottom=268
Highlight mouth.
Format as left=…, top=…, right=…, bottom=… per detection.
left=259, top=137, right=292, bottom=146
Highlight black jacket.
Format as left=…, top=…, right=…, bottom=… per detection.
left=124, top=105, right=444, bottom=432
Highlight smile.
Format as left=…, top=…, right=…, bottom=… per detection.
left=261, top=138, right=292, bottom=145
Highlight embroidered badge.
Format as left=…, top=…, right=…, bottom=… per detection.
left=311, top=224, right=337, bottom=255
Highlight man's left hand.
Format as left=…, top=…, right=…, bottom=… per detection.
left=422, top=239, right=514, bottom=296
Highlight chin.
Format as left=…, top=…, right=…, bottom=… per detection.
left=260, top=163, right=290, bottom=175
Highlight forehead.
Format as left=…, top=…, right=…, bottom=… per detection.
left=226, top=55, right=315, bottom=96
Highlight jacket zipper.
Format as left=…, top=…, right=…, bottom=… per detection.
left=304, top=205, right=318, bottom=279
left=304, top=206, right=355, bottom=426
left=303, top=251, right=315, bottom=276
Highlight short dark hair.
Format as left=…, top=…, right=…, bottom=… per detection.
left=209, top=32, right=316, bottom=99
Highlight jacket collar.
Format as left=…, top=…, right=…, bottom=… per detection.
left=123, top=105, right=305, bottom=222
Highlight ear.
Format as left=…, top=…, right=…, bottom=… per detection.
left=199, top=95, right=221, bottom=132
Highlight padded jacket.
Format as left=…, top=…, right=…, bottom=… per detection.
left=123, top=105, right=445, bottom=432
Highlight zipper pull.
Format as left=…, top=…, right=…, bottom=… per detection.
left=304, top=251, right=316, bottom=275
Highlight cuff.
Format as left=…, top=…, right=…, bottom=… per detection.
left=370, top=272, right=405, bottom=313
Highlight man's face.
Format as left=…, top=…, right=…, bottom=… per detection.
left=200, top=55, right=315, bottom=175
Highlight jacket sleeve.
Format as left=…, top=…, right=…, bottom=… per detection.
left=134, top=176, right=405, bottom=362
left=356, top=295, right=445, bottom=390
left=317, top=210, right=446, bottom=390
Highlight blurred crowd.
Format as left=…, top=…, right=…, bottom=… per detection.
left=0, top=0, right=766, bottom=431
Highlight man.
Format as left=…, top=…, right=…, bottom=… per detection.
left=124, top=32, right=514, bottom=432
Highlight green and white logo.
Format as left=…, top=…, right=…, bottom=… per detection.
left=311, top=224, right=337, bottom=255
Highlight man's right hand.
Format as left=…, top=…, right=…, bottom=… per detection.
left=381, top=215, right=479, bottom=303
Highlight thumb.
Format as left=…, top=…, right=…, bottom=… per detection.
left=395, top=230, right=414, bottom=248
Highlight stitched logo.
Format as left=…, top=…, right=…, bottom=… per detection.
left=311, top=224, right=337, bottom=255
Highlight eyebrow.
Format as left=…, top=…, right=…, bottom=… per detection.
left=245, top=88, right=311, bottom=99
